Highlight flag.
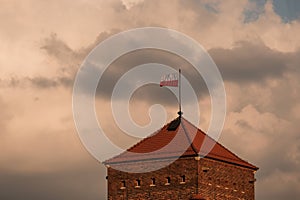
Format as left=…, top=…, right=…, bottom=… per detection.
left=160, top=73, right=178, bottom=87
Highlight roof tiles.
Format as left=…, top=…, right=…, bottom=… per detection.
left=105, top=117, right=258, bottom=170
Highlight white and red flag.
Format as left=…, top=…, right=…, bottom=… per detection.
left=160, top=73, right=178, bottom=87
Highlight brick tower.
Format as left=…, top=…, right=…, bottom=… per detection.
left=105, top=117, right=258, bottom=200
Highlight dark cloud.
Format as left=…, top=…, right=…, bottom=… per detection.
left=235, top=119, right=253, bottom=130
left=37, top=33, right=300, bottom=104
left=209, top=41, right=290, bottom=83
left=96, top=48, right=209, bottom=103
left=28, top=76, right=60, bottom=88
left=0, top=76, right=73, bottom=89
left=22, top=30, right=123, bottom=90
left=27, top=76, right=73, bottom=88
left=0, top=163, right=106, bottom=200
left=209, top=42, right=300, bottom=120
left=40, top=33, right=80, bottom=65
left=0, top=30, right=123, bottom=91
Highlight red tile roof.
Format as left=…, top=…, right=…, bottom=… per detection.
left=105, top=117, right=258, bottom=170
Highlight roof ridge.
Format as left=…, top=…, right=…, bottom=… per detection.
left=180, top=118, right=198, bottom=155
left=181, top=117, right=258, bottom=169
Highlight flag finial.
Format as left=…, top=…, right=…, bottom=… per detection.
left=178, top=111, right=183, bottom=117
left=178, top=68, right=182, bottom=117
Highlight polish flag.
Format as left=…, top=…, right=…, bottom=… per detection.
left=160, top=73, right=178, bottom=87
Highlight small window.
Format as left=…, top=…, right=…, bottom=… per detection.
left=233, top=183, right=237, bottom=192
left=180, top=175, right=186, bottom=184
left=150, top=178, right=156, bottom=186
left=202, top=166, right=209, bottom=172
left=249, top=179, right=256, bottom=184
left=165, top=177, right=171, bottom=185
left=135, top=179, right=141, bottom=188
left=120, top=180, right=126, bottom=189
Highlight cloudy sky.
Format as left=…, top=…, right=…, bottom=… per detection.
left=1, top=0, right=300, bottom=199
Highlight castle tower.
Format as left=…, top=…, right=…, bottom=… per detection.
left=105, top=117, right=258, bottom=200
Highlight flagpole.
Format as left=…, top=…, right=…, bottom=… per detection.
left=178, top=68, right=182, bottom=117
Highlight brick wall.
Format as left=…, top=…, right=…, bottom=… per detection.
left=107, top=157, right=256, bottom=200
left=198, top=158, right=256, bottom=200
